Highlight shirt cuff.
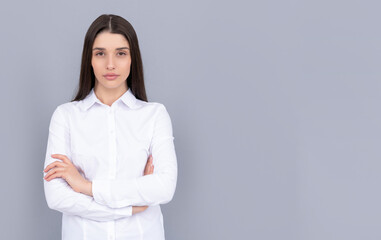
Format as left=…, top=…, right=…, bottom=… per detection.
left=92, top=179, right=110, bottom=206
left=113, top=205, right=133, bottom=217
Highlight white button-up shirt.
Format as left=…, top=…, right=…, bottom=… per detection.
left=43, top=87, right=177, bottom=240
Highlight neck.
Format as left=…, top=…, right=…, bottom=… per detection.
left=94, top=84, right=128, bottom=107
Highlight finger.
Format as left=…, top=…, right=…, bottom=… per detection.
left=45, top=172, right=64, bottom=181
left=144, top=161, right=149, bottom=172
left=44, top=161, right=66, bottom=172
left=145, top=164, right=151, bottom=175
left=149, top=164, right=154, bottom=174
left=146, top=155, right=152, bottom=164
left=44, top=169, right=56, bottom=179
left=44, top=162, right=66, bottom=173
left=44, top=167, right=65, bottom=179
left=51, top=154, right=71, bottom=164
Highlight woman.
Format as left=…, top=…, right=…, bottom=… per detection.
left=43, top=14, right=177, bottom=240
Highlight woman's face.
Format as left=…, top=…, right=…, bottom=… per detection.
left=91, top=31, right=131, bottom=91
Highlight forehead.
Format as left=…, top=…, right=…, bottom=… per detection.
left=93, top=32, right=129, bottom=49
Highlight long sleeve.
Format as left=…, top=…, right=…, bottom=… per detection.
left=92, top=104, right=178, bottom=208
left=43, top=105, right=133, bottom=222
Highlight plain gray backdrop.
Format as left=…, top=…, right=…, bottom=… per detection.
left=1, top=0, right=381, bottom=239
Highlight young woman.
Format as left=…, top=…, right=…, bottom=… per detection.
left=43, top=14, right=177, bottom=240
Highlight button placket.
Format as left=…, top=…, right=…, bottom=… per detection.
left=108, top=107, right=117, bottom=179
left=108, top=221, right=115, bottom=240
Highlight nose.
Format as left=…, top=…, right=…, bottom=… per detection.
left=106, top=55, right=115, bottom=70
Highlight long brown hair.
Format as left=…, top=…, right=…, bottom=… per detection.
left=72, top=14, right=147, bottom=102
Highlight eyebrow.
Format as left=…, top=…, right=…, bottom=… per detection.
left=92, top=47, right=130, bottom=51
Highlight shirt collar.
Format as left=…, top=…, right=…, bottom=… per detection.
left=80, top=88, right=139, bottom=111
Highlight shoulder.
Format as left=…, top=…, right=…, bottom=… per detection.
left=50, top=101, right=79, bottom=124
left=53, top=101, right=79, bottom=115
left=135, top=100, right=173, bottom=127
left=136, top=100, right=170, bottom=116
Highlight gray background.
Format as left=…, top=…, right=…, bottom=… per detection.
left=0, top=0, right=380, bottom=239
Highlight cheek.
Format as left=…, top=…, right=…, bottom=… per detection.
left=91, top=60, right=103, bottom=74
left=118, top=59, right=132, bottom=73
left=124, top=59, right=132, bottom=71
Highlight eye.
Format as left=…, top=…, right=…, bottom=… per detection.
left=95, top=52, right=104, bottom=56
left=117, top=51, right=127, bottom=56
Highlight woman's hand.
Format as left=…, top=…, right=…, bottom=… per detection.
left=43, top=153, right=154, bottom=214
left=43, top=154, right=91, bottom=196
left=143, top=154, right=154, bottom=175
left=132, top=155, right=154, bottom=215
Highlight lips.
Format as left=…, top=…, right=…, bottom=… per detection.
left=103, top=73, right=120, bottom=80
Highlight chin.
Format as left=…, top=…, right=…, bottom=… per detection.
left=98, top=80, right=127, bottom=90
